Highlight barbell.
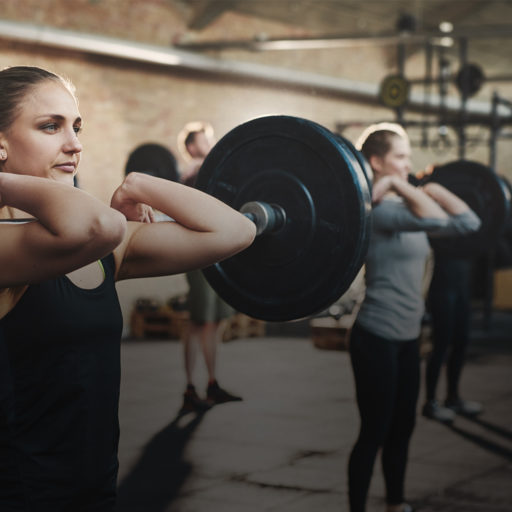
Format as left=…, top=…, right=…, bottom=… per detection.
left=195, top=115, right=511, bottom=322
left=425, top=160, right=511, bottom=256
left=195, top=116, right=372, bottom=322
left=3, top=116, right=506, bottom=323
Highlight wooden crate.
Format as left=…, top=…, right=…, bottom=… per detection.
left=221, top=313, right=266, bottom=342
left=310, top=313, right=357, bottom=351
left=311, top=314, right=433, bottom=355
left=494, top=268, right=512, bottom=310
left=130, top=307, right=265, bottom=342
left=130, top=306, right=190, bottom=339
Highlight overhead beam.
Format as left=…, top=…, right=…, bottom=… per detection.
left=174, top=25, right=512, bottom=52
left=0, top=20, right=509, bottom=124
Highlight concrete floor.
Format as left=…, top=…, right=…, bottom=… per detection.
left=115, top=310, right=512, bottom=511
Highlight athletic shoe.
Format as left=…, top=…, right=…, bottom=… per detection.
left=179, top=385, right=212, bottom=414
left=422, top=399, right=455, bottom=423
left=207, top=381, right=243, bottom=404
left=386, top=504, right=415, bottom=512
left=445, top=398, right=483, bottom=416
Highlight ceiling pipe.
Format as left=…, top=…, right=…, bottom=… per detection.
left=174, top=26, right=512, bottom=51
left=0, top=19, right=509, bottom=123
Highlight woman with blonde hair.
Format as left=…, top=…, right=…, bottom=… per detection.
left=0, top=65, right=255, bottom=510
left=347, top=123, right=480, bottom=512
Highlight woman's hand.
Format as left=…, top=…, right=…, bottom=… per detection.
left=372, top=175, right=395, bottom=204
left=111, top=178, right=155, bottom=223
left=372, top=174, right=449, bottom=219
left=112, top=199, right=155, bottom=223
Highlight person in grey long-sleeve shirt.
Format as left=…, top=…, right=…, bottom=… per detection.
left=357, top=197, right=480, bottom=341
left=347, top=123, right=480, bottom=512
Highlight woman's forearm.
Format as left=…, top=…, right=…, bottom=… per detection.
left=112, top=172, right=256, bottom=242
left=421, top=182, right=470, bottom=215
left=390, top=177, right=449, bottom=219
left=0, top=173, right=126, bottom=249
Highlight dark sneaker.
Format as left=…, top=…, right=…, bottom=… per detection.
left=207, top=381, right=243, bottom=405
left=445, top=398, right=483, bottom=416
left=180, top=386, right=212, bottom=414
left=422, top=399, right=455, bottom=423
left=386, top=504, right=415, bottom=512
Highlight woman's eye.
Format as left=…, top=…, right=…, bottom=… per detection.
left=41, top=123, right=58, bottom=132
left=74, top=125, right=82, bottom=135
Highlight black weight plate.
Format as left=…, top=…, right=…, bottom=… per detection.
left=334, top=134, right=373, bottom=192
left=428, top=160, right=510, bottom=256
left=498, top=174, right=512, bottom=222
left=379, top=74, right=410, bottom=108
left=455, top=63, right=485, bottom=97
left=195, top=115, right=372, bottom=322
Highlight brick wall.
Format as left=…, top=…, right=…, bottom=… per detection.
left=1, top=1, right=509, bottom=333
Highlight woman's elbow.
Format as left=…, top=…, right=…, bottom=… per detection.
left=233, top=216, right=257, bottom=252
left=466, top=215, right=482, bottom=234
left=89, top=209, right=127, bottom=252
left=221, top=215, right=256, bottom=257
left=456, top=210, right=482, bottom=235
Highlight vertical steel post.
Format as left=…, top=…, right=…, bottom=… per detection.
left=458, top=37, right=468, bottom=160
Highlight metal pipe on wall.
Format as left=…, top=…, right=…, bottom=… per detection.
left=458, top=37, right=469, bottom=159
left=0, top=19, right=509, bottom=123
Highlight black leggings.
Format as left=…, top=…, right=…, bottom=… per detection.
left=425, top=257, right=472, bottom=401
left=348, top=323, right=420, bottom=512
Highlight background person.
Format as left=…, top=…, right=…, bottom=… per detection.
left=0, top=66, right=255, bottom=511
left=125, top=142, right=180, bottom=183
left=177, top=122, right=244, bottom=414
left=124, top=142, right=180, bottom=222
left=422, top=249, right=483, bottom=422
left=347, top=123, right=480, bottom=512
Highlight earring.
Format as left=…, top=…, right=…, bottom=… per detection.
left=0, top=150, right=6, bottom=160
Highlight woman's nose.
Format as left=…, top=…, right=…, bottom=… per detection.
left=63, top=130, right=83, bottom=154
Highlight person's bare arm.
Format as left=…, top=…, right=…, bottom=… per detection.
left=421, top=182, right=471, bottom=215
left=372, top=175, right=448, bottom=219
left=111, top=172, right=256, bottom=280
left=0, top=173, right=126, bottom=288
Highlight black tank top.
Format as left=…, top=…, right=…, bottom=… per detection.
left=0, top=254, right=123, bottom=511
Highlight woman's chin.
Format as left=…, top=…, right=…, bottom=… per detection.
left=52, top=173, right=76, bottom=186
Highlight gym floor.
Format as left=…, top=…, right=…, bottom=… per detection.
left=116, top=309, right=512, bottom=512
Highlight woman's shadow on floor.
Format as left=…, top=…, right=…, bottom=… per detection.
left=443, top=414, right=512, bottom=462
left=116, top=409, right=206, bottom=511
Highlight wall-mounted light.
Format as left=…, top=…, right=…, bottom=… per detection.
left=438, top=36, right=454, bottom=47
left=439, top=21, right=454, bottom=33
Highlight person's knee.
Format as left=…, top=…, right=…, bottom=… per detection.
left=358, top=422, right=391, bottom=448
left=394, top=413, right=416, bottom=439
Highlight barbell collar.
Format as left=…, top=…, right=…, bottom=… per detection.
left=240, top=201, right=286, bottom=236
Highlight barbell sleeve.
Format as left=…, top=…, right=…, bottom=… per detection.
left=240, top=201, right=286, bottom=236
